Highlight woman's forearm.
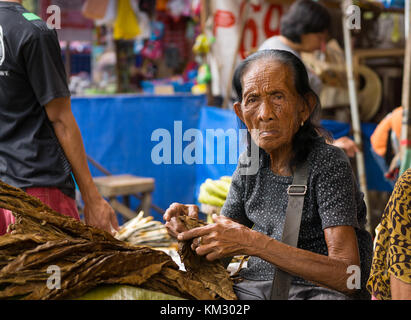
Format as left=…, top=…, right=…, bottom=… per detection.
left=246, top=230, right=359, bottom=296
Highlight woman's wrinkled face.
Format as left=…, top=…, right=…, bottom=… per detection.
left=234, top=59, right=310, bottom=154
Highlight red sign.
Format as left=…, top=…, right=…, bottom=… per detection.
left=213, top=10, right=236, bottom=35
left=213, top=1, right=283, bottom=59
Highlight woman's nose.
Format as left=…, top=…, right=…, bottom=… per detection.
left=258, top=100, right=274, bottom=122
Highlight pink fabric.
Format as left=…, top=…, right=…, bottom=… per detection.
left=0, top=187, right=79, bottom=235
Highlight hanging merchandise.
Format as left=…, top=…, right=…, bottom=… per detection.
left=157, top=11, right=192, bottom=62
left=134, top=38, right=145, bottom=54
left=142, top=60, right=158, bottom=79
left=156, top=0, right=169, bottom=11
left=191, top=0, right=201, bottom=17
left=193, top=34, right=215, bottom=55
left=95, top=0, right=118, bottom=26
left=167, top=0, right=192, bottom=21
left=114, top=0, right=141, bottom=40
left=128, top=0, right=151, bottom=39
left=379, top=0, right=405, bottom=8
left=197, top=63, right=211, bottom=84
left=82, top=0, right=109, bottom=20
left=139, top=0, right=156, bottom=16
left=150, top=21, right=165, bottom=40
left=141, top=40, right=163, bottom=60
left=186, top=19, right=196, bottom=40
left=165, top=45, right=183, bottom=69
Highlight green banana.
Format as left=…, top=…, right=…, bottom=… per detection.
left=204, top=179, right=227, bottom=199
left=198, top=184, right=226, bottom=207
left=220, top=176, right=232, bottom=184
left=215, top=179, right=231, bottom=194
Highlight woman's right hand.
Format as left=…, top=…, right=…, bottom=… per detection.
left=163, top=203, right=199, bottom=238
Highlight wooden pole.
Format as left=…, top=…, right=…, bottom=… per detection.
left=341, top=0, right=371, bottom=232
left=200, top=0, right=213, bottom=106
left=400, top=0, right=411, bottom=174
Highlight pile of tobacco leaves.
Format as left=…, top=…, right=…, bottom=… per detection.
left=0, top=180, right=237, bottom=300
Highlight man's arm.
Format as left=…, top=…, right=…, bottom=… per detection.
left=390, top=274, right=411, bottom=300
left=45, top=97, right=119, bottom=234
left=332, top=137, right=359, bottom=158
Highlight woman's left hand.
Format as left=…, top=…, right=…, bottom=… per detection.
left=177, top=214, right=255, bottom=261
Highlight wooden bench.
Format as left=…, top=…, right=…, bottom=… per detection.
left=93, top=175, right=155, bottom=220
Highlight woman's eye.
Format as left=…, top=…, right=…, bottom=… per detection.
left=274, top=94, right=283, bottom=100
left=247, top=97, right=257, bottom=104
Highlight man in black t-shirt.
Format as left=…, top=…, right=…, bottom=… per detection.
left=0, top=0, right=119, bottom=235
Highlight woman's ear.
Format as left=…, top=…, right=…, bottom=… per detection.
left=301, top=92, right=317, bottom=121
left=234, top=101, right=244, bottom=123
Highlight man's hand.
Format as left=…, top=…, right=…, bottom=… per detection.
left=333, top=136, right=359, bottom=158
left=83, top=196, right=119, bottom=235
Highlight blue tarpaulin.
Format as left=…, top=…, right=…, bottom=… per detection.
left=71, top=94, right=206, bottom=222
left=71, top=95, right=393, bottom=222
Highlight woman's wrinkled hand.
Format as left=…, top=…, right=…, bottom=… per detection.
left=163, top=203, right=199, bottom=238
left=177, top=214, right=255, bottom=261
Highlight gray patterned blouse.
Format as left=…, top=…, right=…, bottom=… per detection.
left=221, top=140, right=373, bottom=289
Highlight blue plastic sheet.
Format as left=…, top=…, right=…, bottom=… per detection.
left=71, top=95, right=392, bottom=222
left=71, top=94, right=206, bottom=221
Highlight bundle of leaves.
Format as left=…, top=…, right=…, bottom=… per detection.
left=0, top=180, right=236, bottom=300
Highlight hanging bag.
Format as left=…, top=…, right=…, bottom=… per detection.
left=270, top=161, right=309, bottom=300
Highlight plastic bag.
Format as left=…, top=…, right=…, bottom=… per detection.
left=114, top=0, right=141, bottom=40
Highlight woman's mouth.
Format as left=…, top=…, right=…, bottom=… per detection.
left=259, top=130, right=278, bottom=137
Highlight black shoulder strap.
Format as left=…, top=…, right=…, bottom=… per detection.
left=270, top=161, right=309, bottom=300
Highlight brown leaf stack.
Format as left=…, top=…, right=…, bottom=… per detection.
left=177, top=216, right=238, bottom=300
left=0, top=180, right=237, bottom=300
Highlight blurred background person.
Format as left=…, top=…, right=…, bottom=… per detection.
left=367, top=168, right=411, bottom=300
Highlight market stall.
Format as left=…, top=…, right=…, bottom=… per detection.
left=2, top=0, right=409, bottom=302
left=18, top=0, right=407, bottom=231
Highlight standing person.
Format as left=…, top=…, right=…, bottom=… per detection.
left=0, top=0, right=119, bottom=235
left=370, top=106, right=403, bottom=186
left=259, top=0, right=359, bottom=158
left=367, top=168, right=411, bottom=300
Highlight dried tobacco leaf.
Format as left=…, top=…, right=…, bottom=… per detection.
left=0, top=180, right=237, bottom=300
left=177, top=216, right=237, bottom=300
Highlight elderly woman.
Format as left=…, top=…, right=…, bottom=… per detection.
left=164, top=50, right=373, bottom=300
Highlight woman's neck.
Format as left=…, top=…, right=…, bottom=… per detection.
left=268, top=144, right=294, bottom=177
